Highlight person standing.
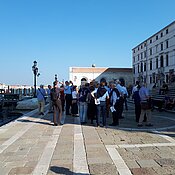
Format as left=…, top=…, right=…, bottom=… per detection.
left=36, top=84, right=46, bottom=115
left=50, top=81, right=63, bottom=126
left=109, top=83, right=120, bottom=126
left=96, top=81, right=109, bottom=127
left=71, top=86, right=78, bottom=116
left=87, top=85, right=96, bottom=124
left=60, top=85, right=65, bottom=111
left=132, top=81, right=141, bottom=122
left=64, top=81, right=72, bottom=115
left=116, top=80, right=125, bottom=119
left=138, top=83, right=153, bottom=127
left=121, top=82, right=129, bottom=111
left=78, top=83, right=89, bottom=124
left=46, top=85, right=53, bottom=113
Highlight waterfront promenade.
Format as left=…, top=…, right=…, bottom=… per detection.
left=0, top=104, right=175, bottom=175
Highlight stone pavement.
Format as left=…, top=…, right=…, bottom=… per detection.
left=0, top=104, right=175, bottom=175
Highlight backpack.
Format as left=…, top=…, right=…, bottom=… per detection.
left=109, top=88, right=120, bottom=105
left=50, top=88, right=58, bottom=101
left=79, top=87, right=89, bottom=102
left=109, top=88, right=120, bottom=98
left=96, top=87, right=107, bottom=98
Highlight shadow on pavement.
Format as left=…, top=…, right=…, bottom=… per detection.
left=50, top=166, right=90, bottom=175
left=17, top=119, right=54, bottom=126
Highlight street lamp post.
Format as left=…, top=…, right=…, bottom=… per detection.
left=32, top=61, right=40, bottom=97
left=92, top=64, right=96, bottom=81
left=55, top=74, right=58, bottom=82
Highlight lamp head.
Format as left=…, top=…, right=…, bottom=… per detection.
left=33, top=61, right=37, bottom=66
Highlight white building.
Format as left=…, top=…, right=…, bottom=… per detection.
left=69, top=67, right=133, bottom=87
left=132, top=21, right=175, bottom=89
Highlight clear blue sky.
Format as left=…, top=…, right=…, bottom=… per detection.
left=0, top=0, right=175, bottom=86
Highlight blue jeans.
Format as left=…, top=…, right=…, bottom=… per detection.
left=79, top=102, right=88, bottom=123
left=97, top=101, right=106, bottom=126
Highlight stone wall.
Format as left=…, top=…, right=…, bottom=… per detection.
left=69, top=67, right=133, bottom=87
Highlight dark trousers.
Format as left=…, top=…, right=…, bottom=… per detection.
left=118, top=97, right=124, bottom=118
left=65, top=94, right=72, bottom=115
left=135, top=102, right=141, bottom=122
left=97, top=101, right=106, bottom=126
left=112, top=101, right=120, bottom=125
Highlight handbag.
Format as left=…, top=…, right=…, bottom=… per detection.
left=141, top=101, right=151, bottom=110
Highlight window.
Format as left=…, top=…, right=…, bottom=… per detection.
left=133, top=50, right=135, bottom=53
left=141, top=52, right=143, bottom=59
left=138, top=54, right=139, bottom=60
left=138, top=64, right=139, bottom=73
left=138, top=47, right=139, bottom=51
left=156, top=58, right=158, bottom=68
left=141, top=45, right=143, bottom=49
left=150, top=48, right=152, bottom=55
left=150, top=39, right=152, bottom=43
left=150, top=60, right=152, bottom=70
left=160, top=55, right=164, bottom=67
left=144, top=42, right=147, bottom=47
left=144, top=51, right=147, bottom=58
left=166, top=40, right=169, bottom=48
left=141, top=62, right=143, bottom=72
left=144, top=62, right=146, bottom=71
left=156, top=35, right=158, bottom=40
left=133, top=66, right=135, bottom=74
left=161, top=32, right=163, bottom=37
left=166, top=54, right=169, bottom=66
left=133, top=56, right=135, bottom=62
left=161, top=43, right=163, bottom=51
left=150, top=76, right=152, bottom=83
left=166, top=28, right=169, bottom=34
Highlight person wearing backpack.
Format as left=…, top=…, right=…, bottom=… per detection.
left=95, top=81, right=109, bottom=127
left=50, top=81, right=63, bottom=126
left=78, top=83, right=90, bottom=124
left=109, top=83, right=120, bottom=126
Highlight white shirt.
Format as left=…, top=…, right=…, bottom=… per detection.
left=99, top=91, right=109, bottom=102
left=72, top=91, right=78, bottom=99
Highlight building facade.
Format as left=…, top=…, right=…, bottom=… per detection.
left=69, top=67, right=133, bottom=87
left=132, top=21, right=175, bottom=89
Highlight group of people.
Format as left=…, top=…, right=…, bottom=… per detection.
left=36, top=79, right=175, bottom=127
left=36, top=79, right=129, bottom=127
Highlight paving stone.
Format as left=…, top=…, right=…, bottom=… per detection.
left=89, top=163, right=118, bottom=175
left=153, top=166, right=175, bottom=174
left=131, top=167, right=158, bottom=175
left=24, top=161, right=38, bottom=168
left=87, top=157, right=112, bottom=164
left=8, top=167, right=33, bottom=175
left=136, top=159, right=160, bottom=168
left=155, top=158, right=175, bottom=166
left=125, top=160, right=140, bottom=169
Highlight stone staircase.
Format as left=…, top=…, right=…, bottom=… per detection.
left=150, top=83, right=175, bottom=110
